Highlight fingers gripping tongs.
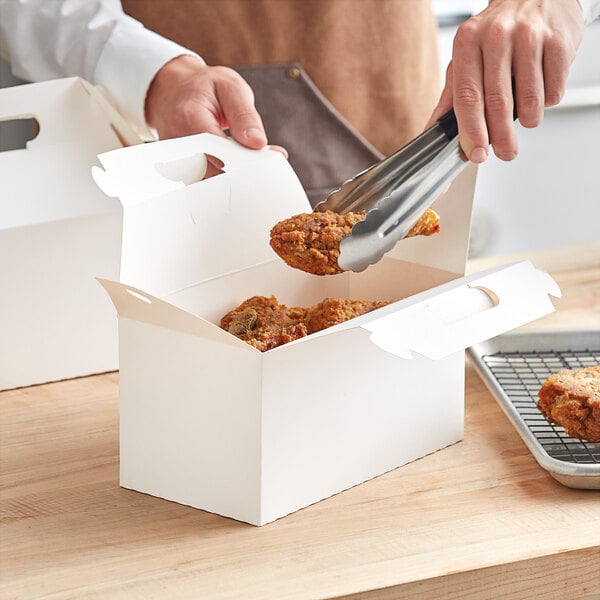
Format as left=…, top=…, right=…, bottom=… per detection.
left=314, top=109, right=468, bottom=272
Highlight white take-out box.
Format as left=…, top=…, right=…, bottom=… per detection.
left=0, top=77, right=140, bottom=390
left=93, top=134, right=560, bottom=526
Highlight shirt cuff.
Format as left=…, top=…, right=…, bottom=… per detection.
left=577, top=0, right=600, bottom=25
left=93, top=16, right=204, bottom=140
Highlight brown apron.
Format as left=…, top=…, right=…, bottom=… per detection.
left=234, top=62, right=384, bottom=205
left=123, top=0, right=441, bottom=206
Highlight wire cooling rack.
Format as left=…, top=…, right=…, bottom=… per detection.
left=469, top=330, right=600, bottom=489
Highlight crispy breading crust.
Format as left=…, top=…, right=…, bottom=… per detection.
left=220, top=295, right=391, bottom=351
left=304, top=297, right=390, bottom=333
left=269, top=208, right=440, bottom=276
left=537, top=365, right=600, bottom=442
left=219, top=296, right=308, bottom=352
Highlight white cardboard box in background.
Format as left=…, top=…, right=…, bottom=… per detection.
left=0, top=78, right=141, bottom=390
left=93, top=134, right=559, bottom=526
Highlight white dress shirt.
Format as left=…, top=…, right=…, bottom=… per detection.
left=579, top=0, right=600, bottom=24
left=0, top=0, right=201, bottom=138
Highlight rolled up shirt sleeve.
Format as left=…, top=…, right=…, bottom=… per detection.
left=577, top=0, right=600, bottom=24
left=0, top=0, right=202, bottom=138
left=94, top=17, right=204, bottom=138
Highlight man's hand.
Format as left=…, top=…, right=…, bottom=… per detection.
left=427, top=0, right=584, bottom=163
left=145, top=55, right=269, bottom=149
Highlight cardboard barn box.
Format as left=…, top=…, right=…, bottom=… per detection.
left=94, top=134, right=559, bottom=526
left=0, top=78, right=140, bottom=390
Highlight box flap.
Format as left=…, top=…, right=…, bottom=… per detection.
left=358, top=261, right=560, bottom=359
left=93, top=134, right=312, bottom=297
left=0, top=77, right=141, bottom=230
left=93, top=133, right=296, bottom=207
left=77, top=79, right=142, bottom=148
left=97, top=278, right=254, bottom=351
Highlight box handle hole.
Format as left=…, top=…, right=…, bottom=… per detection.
left=427, top=285, right=499, bottom=324
left=470, top=285, right=499, bottom=307
left=0, top=117, right=40, bottom=152
left=155, top=152, right=224, bottom=186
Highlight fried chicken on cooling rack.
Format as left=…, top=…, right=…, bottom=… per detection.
left=220, top=295, right=391, bottom=351
left=537, top=364, right=600, bottom=442
left=269, top=208, right=440, bottom=276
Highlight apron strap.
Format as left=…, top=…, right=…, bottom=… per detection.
left=235, top=63, right=384, bottom=207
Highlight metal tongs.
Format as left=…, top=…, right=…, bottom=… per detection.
left=313, top=109, right=468, bottom=272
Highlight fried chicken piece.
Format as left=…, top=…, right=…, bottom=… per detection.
left=404, top=206, right=440, bottom=237
left=270, top=211, right=365, bottom=276
left=220, top=295, right=391, bottom=351
left=304, top=298, right=391, bottom=333
left=269, top=208, right=440, bottom=276
left=219, top=295, right=308, bottom=352
left=537, top=365, right=600, bottom=442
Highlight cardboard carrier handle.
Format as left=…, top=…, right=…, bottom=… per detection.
left=0, top=77, right=140, bottom=149
left=0, top=113, right=40, bottom=151
left=0, top=78, right=87, bottom=148
left=93, top=132, right=284, bottom=203
left=362, top=261, right=560, bottom=360
left=0, top=82, right=45, bottom=122
left=0, top=80, right=45, bottom=147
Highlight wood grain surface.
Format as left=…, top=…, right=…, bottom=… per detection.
left=1, top=242, right=599, bottom=600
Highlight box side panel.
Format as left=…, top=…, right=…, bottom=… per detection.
left=117, top=150, right=311, bottom=297
left=165, top=260, right=461, bottom=332
left=348, top=258, right=458, bottom=302
left=118, top=318, right=263, bottom=525
left=1, top=78, right=125, bottom=229
left=165, top=260, right=351, bottom=324
left=360, top=261, right=560, bottom=361
left=0, top=212, right=121, bottom=390
left=260, top=328, right=464, bottom=524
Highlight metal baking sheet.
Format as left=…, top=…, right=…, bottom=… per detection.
left=469, top=329, right=600, bottom=490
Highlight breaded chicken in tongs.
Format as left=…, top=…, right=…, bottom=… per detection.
left=271, top=105, right=468, bottom=274
left=270, top=209, right=440, bottom=276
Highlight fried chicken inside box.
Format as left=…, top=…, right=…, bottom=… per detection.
left=218, top=207, right=442, bottom=350
left=220, top=295, right=391, bottom=352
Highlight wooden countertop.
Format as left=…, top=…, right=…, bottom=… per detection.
left=2, top=242, right=599, bottom=600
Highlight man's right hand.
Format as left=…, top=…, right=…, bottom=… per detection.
left=145, top=55, right=276, bottom=152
